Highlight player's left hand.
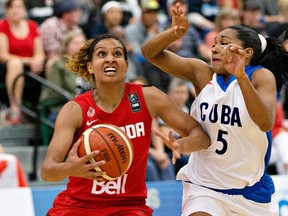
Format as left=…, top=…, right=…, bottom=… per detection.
left=221, top=44, right=247, bottom=79
left=153, top=129, right=181, bottom=164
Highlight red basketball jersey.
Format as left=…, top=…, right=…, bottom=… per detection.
left=54, top=83, right=152, bottom=206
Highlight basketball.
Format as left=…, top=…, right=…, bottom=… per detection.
left=78, top=124, right=134, bottom=181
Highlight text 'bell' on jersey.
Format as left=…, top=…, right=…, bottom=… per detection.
left=65, top=83, right=152, bottom=204
left=177, top=65, right=273, bottom=192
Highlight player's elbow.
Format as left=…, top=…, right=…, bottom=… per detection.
left=141, top=43, right=159, bottom=61
left=199, top=133, right=211, bottom=150
left=40, top=164, right=59, bottom=182
left=259, top=121, right=274, bottom=132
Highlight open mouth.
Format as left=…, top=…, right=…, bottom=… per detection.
left=104, top=67, right=117, bottom=73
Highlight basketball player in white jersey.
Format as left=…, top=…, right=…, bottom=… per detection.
left=141, top=3, right=288, bottom=215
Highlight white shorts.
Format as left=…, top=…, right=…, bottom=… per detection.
left=181, top=181, right=279, bottom=216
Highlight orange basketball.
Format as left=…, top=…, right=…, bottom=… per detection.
left=78, top=124, right=134, bottom=181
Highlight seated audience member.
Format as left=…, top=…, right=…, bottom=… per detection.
left=259, top=0, right=285, bottom=35
left=89, top=1, right=136, bottom=81
left=0, top=0, right=45, bottom=124
left=279, top=0, right=288, bottom=22
left=89, top=1, right=123, bottom=39
left=25, top=0, right=54, bottom=25
left=147, top=118, right=176, bottom=181
left=0, top=145, right=28, bottom=188
left=40, top=30, right=91, bottom=123
left=186, top=0, right=217, bottom=36
left=125, top=0, right=171, bottom=92
left=241, top=0, right=268, bottom=36
left=40, top=0, right=82, bottom=75
left=204, top=8, right=241, bottom=49
left=217, top=0, right=242, bottom=15
left=158, top=78, right=192, bottom=174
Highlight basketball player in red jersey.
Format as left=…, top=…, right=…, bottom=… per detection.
left=41, top=34, right=210, bottom=216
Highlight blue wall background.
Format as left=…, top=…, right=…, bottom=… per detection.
left=32, top=181, right=183, bottom=216
left=32, top=176, right=288, bottom=216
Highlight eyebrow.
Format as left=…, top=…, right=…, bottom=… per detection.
left=94, top=46, right=123, bottom=51
left=214, top=35, right=232, bottom=42
left=220, top=35, right=232, bottom=39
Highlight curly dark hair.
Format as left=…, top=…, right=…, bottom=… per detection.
left=66, top=34, right=128, bottom=82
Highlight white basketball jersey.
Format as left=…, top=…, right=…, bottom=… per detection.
left=177, top=66, right=272, bottom=190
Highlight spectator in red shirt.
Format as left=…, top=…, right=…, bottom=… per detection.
left=0, top=0, right=45, bottom=124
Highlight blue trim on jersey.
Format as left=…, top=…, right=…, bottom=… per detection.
left=186, top=173, right=275, bottom=203
left=265, top=131, right=273, bottom=170
left=216, top=65, right=263, bottom=92
left=210, top=173, right=274, bottom=203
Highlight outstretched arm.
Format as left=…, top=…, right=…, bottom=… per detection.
left=141, top=3, right=213, bottom=95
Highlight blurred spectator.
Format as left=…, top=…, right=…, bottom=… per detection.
left=260, top=0, right=285, bottom=34
left=267, top=1, right=288, bottom=36
left=25, top=0, right=54, bottom=25
left=147, top=117, right=176, bottom=181
left=0, top=0, right=7, bottom=18
left=279, top=0, right=288, bottom=22
left=0, top=0, right=45, bottom=124
left=89, top=1, right=123, bottom=38
left=128, top=75, right=149, bottom=85
left=158, top=78, right=191, bottom=174
left=101, top=0, right=142, bottom=26
left=125, top=0, right=171, bottom=92
left=270, top=102, right=288, bottom=174
left=130, top=76, right=175, bottom=181
left=164, top=0, right=211, bottom=61
left=40, top=0, right=82, bottom=76
left=0, top=145, right=28, bottom=188
left=218, top=0, right=242, bottom=15
left=79, top=0, right=102, bottom=39
left=40, top=30, right=91, bottom=123
left=204, top=8, right=241, bottom=49
left=241, top=0, right=268, bottom=35
left=188, top=0, right=219, bottom=22
left=89, top=1, right=136, bottom=81
left=187, top=0, right=218, bottom=37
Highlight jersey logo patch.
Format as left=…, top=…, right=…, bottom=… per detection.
left=87, top=106, right=95, bottom=117
left=128, top=93, right=141, bottom=112
left=86, top=119, right=99, bottom=126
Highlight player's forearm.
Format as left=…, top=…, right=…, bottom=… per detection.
left=141, top=28, right=178, bottom=59
left=237, top=74, right=275, bottom=132
left=41, top=162, right=69, bottom=182
left=177, top=126, right=210, bottom=153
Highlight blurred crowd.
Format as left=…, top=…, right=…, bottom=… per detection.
left=0, top=0, right=288, bottom=183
